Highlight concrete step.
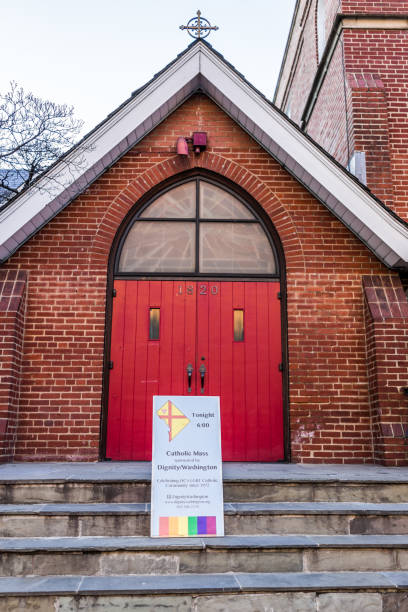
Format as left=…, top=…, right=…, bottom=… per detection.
left=2, top=463, right=408, bottom=504
left=1, top=534, right=408, bottom=576
left=1, top=502, right=408, bottom=537
left=0, top=572, right=407, bottom=611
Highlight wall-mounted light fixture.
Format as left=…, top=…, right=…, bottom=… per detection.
left=176, top=132, right=207, bottom=156
left=176, top=137, right=189, bottom=156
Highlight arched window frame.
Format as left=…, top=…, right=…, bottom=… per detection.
left=114, top=176, right=280, bottom=279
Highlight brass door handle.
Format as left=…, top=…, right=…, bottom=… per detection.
left=199, top=363, right=206, bottom=394
left=186, top=363, right=193, bottom=393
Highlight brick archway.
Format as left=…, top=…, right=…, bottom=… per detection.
left=89, top=153, right=305, bottom=273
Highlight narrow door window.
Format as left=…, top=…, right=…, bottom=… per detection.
left=233, top=309, right=244, bottom=342
left=149, top=308, right=160, bottom=340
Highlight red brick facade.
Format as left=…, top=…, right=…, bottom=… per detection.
left=273, top=0, right=408, bottom=465
left=342, top=1, right=408, bottom=14
left=1, top=94, right=405, bottom=464
left=275, top=0, right=408, bottom=220
left=363, top=276, right=408, bottom=466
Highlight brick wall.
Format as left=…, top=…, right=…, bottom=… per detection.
left=0, top=270, right=27, bottom=462
left=307, top=40, right=352, bottom=167
left=309, top=26, right=408, bottom=218
left=278, top=0, right=320, bottom=121
left=342, top=1, right=408, bottom=13
left=276, top=1, right=408, bottom=220
left=363, top=276, right=408, bottom=466
left=349, top=74, right=393, bottom=207
left=0, top=94, right=401, bottom=463
left=343, top=28, right=408, bottom=219
left=276, top=0, right=341, bottom=120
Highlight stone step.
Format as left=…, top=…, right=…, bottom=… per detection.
left=5, top=480, right=408, bottom=505
left=1, top=534, right=408, bottom=576
left=0, top=572, right=407, bottom=611
left=2, top=463, right=408, bottom=504
left=1, top=502, right=408, bottom=537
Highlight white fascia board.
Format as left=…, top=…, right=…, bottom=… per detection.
left=199, top=47, right=408, bottom=264
left=0, top=46, right=200, bottom=246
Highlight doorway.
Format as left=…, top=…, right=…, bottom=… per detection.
left=104, top=176, right=285, bottom=461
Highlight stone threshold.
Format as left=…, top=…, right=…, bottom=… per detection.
left=2, top=534, right=408, bottom=552
left=0, top=572, right=408, bottom=596
left=1, top=462, right=408, bottom=483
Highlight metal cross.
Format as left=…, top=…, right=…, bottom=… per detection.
left=180, top=10, right=219, bottom=39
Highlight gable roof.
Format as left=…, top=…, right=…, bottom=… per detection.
left=1, top=39, right=408, bottom=269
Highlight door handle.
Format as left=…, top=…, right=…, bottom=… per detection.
left=199, top=363, right=206, bottom=394
left=186, top=363, right=193, bottom=393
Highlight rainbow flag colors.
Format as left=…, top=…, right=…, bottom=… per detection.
left=159, top=515, right=216, bottom=537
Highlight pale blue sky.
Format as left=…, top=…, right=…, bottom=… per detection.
left=1, top=1, right=296, bottom=132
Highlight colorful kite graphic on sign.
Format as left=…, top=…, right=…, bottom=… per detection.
left=157, top=400, right=190, bottom=442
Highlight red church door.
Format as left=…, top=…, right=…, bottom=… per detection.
left=106, top=279, right=283, bottom=461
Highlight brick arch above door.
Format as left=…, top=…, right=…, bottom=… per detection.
left=89, top=153, right=306, bottom=274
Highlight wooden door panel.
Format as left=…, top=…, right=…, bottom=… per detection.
left=196, top=280, right=283, bottom=461
left=106, top=280, right=197, bottom=460
left=119, top=281, right=139, bottom=459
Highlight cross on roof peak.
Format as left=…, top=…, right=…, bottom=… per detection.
left=179, top=10, right=219, bottom=39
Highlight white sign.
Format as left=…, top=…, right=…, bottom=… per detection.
left=151, top=396, right=224, bottom=538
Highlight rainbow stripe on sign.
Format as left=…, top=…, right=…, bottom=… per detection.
left=159, top=516, right=216, bottom=537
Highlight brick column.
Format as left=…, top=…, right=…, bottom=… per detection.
left=363, top=275, right=408, bottom=466
left=0, top=270, right=27, bottom=462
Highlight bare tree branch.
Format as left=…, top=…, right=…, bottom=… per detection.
left=0, top=82, right=85, bottom=203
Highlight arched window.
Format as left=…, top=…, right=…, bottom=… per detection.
left=116, top=178, right=278, bottom=276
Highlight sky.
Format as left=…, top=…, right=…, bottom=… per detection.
left=1, top=1, right=297, bottom=134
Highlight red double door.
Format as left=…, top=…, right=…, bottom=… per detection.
left=106, top=280, right=284, bottom=461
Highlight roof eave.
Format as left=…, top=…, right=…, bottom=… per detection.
left=1, top=40, right=408, bottom=271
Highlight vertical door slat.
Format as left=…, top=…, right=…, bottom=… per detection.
left=219, top=283, right=234, bottom=458
left=184, top=282, right=197, bottom=395
left=131, top=280, right=150, bottom=459
left=106, top=280, right=126, bottom=459
left=208, top=283, right=221, bottom=397
left=244, top=282, right=259, bottom=460
left=119, top=281, right=138, bottom=458
left=232, top=282, right=245, bottom=460
left=196, top=282, right=209, bottom=395
left=268, top=282, right=284, bottom=459
left=144, top=281, right=162, bottom=458
left=159, top=281, right=174, bottom=396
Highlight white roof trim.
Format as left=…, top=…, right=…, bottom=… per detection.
left=1, top=40, right=408, bottom=269
left=0, top=45, right=200, bottom=256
